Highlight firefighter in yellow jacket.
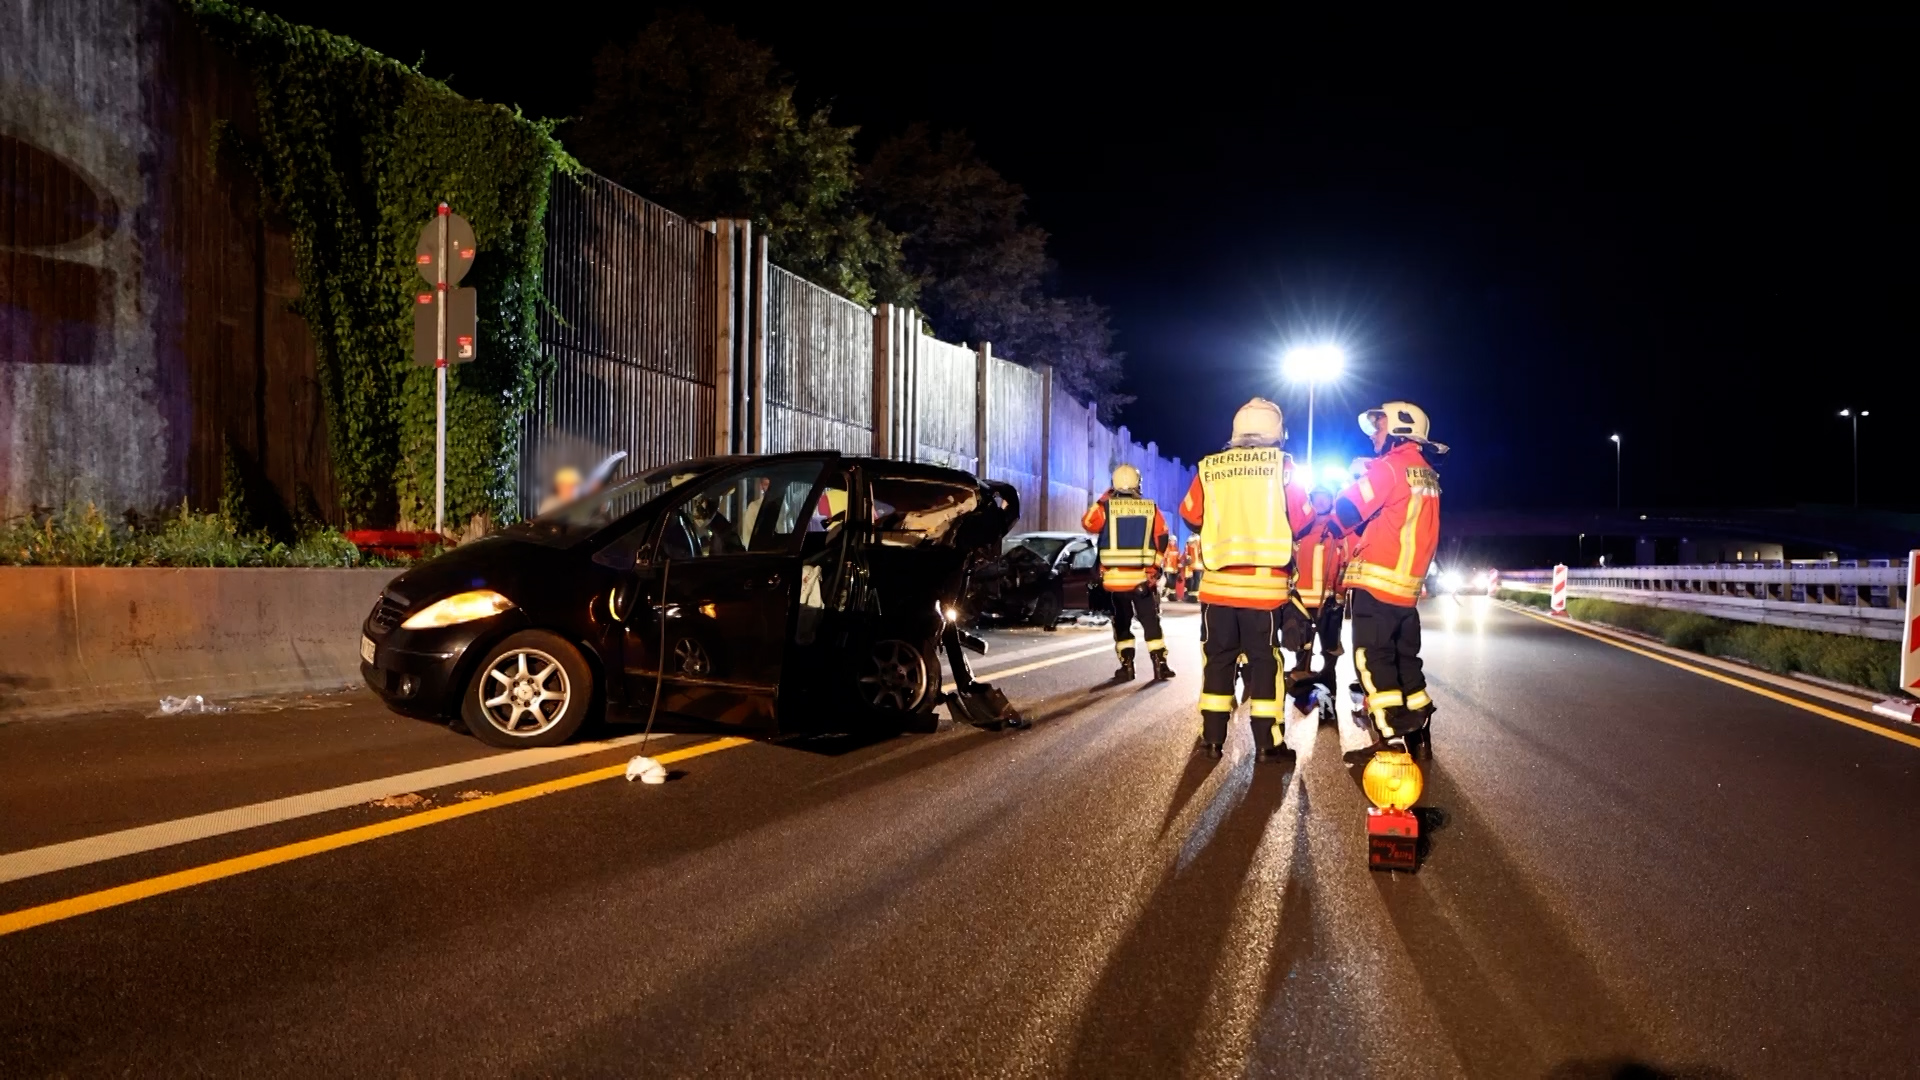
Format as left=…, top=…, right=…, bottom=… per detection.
left=1179, top=399, right=1315, bottom=760
left=1082, top=465, right=1175, bottom=681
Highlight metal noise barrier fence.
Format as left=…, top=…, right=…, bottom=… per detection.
left=1500, top=561, right=1913, bottom=640
left=518, top=170, right=1199, bottom=536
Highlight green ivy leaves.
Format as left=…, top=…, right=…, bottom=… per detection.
left=191, top=2, right=562, bottom=528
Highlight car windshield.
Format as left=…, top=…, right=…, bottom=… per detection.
left=1006, top=536, right=1067, bottom=563
left=502, top=464, right=714, bottom=547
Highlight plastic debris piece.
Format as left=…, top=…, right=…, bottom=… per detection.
left=626, top=755, right=668, bottom=784
left=156, top=695, right=227, bottom=715
left=369, top=793, right=429, bottom=810
left=454, top=790, right=491, bottom=801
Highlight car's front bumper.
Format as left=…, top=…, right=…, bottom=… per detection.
left=360, top=615, right=514, bottom=717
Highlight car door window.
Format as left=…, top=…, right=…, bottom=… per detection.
left=1068, top=542, right=1099, bottom=570
left=665, top=462, right=825, bottom=559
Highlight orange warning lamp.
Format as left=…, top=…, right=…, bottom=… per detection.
left=1362, top=750, right=1423, bottom=811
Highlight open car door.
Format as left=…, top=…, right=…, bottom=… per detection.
left=619, top=457, right=831, bottom=729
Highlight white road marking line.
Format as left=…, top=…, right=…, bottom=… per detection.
left=0, top=732, right=668, bottom=886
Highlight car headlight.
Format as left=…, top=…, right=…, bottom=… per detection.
left=1471, top=572, right=1490, bottom=588
left=1439, top=571, right=1464, bottom=592
left=401, top=590, right=515, bottom=629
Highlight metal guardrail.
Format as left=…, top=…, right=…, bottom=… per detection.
left=1500, top=562, right=1911, bottom=641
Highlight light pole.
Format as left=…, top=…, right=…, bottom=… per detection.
left=1610, top=434, right=1621, bottom=509
left=1839, top=409, right=1868, bottom=507
left=1281, top=343, right=1346, bottom=465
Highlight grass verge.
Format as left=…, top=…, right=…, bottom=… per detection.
left=1493, top=587, right=1904, bottom=695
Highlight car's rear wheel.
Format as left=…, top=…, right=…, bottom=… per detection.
left=854, top=636, right=940, bottom=717
left=1029, top=589, right=1063, bottom=629
left=461, top=630, right=593, bottom=748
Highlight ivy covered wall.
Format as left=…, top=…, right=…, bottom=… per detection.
left=191, top=1, right=568, bottom=527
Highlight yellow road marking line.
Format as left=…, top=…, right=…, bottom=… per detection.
left=943, top=642, right=1121, bottom=692
left=1512, top=607, right=1920, bottom=750
left=0, top=737, right=751, bottom=939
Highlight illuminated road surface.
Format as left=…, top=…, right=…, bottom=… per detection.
left=1, top=598, right=1915, bottom=1077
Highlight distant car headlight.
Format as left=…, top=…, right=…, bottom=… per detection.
left=1470, top=572, right=1490, bottom=589
left=1439, top=571, right=1464, bottom=592
left=401, top=590, right=515, bottom=629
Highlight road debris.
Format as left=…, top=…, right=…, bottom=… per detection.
left=454, top=790, right=491, bottom=801
left=369, top=793, right=431, bottom=810
left=156, top=695, right=227, bottom=715
left=626, top=756, right=668, bottom=784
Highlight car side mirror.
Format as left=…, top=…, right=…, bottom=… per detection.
left=592, top=543, right=645, bottom=572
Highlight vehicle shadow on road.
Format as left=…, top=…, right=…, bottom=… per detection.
left=1545, top=1060, right=1738, bottom=1080
left=1062, top=759, right=1292, bottom=1079
left=1358, top=760, right=1656, bottom=1075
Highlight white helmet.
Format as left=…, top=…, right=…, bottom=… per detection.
left=1359, top=400, right=1447, bottom=452
left=1229, top=398, right=1284, bottom=447
left=1111, top=463, right=1142, bottom=494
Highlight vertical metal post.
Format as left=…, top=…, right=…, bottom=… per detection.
left=975, top=341, right=991, bottom=479
left=872, top=304, right=896, bottom=457
left=750, top=231, right=769, bottom=454
left=1304, top=382, right=1316, bottom=471
left=711, top=220, right=735, bottom=456
left=1038, top=364, right=1053, bottom=530
left=434, top=203, right=448, bottom=536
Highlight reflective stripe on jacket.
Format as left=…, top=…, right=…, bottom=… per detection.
left=1334, top=441, right=1441, bottom=606
left=1082, top=494, right=1168, bottom=591
left=1178, top=447, right=1313, bottom=610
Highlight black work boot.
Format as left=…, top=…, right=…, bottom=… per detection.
left=1114, top=648, right=1137, bottom=682
left=1405, top=706, right=1435, bottom=760
left=1201, top=741, right=1224, bottom=760
left=1151, top=650, right=1175, bottom=681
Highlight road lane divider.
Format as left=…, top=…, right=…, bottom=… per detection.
left=943, top=641, right=1125, bottom=693
left=0, top=738, right=751, bottom=939
left=0, top=629, right=1158, bottom=936
left=0, top=731, right=687, bottom=887
left=1510, top=606, right=1920, bottom=750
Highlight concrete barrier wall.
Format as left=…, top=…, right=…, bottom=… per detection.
left=0, top=568, right=398, bottom=721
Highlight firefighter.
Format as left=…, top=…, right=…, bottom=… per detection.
left=1185, top=535, right=1203, bottom=597
left=1333, top=401, right=1445, bottom=759
left=1179, top=399, right=1314, bottom=761
left=1082, top=464, right=1176, bottom=681
left=1159, top=541, right=1185, bottom=601
left=1281, top=484, right=1349, bottom=725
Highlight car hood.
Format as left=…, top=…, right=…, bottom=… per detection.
left=381, top=535, right=572, bottom=608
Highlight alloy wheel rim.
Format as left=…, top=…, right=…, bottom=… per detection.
left=857, top=640, right=928, bottom=711
left=479, top=648, right=570, bottom=736
left=674, top=638, right=711, bottom=677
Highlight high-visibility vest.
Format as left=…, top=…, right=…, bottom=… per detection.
left=1195, top=447, right=1294, bottom=572
left=1095, top=496, right=1159, bottom=568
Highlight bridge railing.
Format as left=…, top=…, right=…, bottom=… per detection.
left=1499, top=561, right=1911, bottom=641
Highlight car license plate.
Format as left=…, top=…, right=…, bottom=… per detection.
left=361, top=635, right=376, bottom=664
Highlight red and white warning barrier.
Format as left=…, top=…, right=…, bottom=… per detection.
left=1550, top=563, right=1569, bottom=615
left=1487, top=568, right=1501, bottom=593
left=1873, top=550, right=1920, bottom=724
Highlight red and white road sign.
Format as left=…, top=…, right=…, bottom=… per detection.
left=1550, top=564, right=1569, bottom=615
left=1901, top=551, right=1919, bottom=695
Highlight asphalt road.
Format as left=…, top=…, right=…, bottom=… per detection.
left=2, top=597, right=1917, bottom=1078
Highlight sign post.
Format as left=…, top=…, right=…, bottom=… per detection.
left=413, top=204, right=478, bottom=536
left=1872, top=551, right=1920, bottom=725
left=1550, top=563, right=1569, bottom=615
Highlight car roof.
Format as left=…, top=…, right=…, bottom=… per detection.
left=639, top=451, right=981, bottom=487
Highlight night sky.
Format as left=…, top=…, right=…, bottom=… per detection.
left=257, top=5, right=1916, bottom=513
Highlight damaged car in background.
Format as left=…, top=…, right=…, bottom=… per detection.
left=359, top=452, right=1023, bottom=747
left=967, top=531, right=1108, bottom=628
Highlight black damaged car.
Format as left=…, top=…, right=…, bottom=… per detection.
left=360, top=452, right=1020, bottom=747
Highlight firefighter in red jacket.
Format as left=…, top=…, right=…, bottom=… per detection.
left=1179, top=399, right=1314, bottom=761
left=1281, top=484, right=1349, bottom=725
left=1332, top=401, right=1445, bottom=758
left=1082, top=464, right=1175, bottom=681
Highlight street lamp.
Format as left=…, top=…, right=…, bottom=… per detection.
left=1609, top=434, right=1621, bottom=508
left=1281, top=343, right=1346, bottom=465
left=1839, top=409, right=1868, bottom=507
